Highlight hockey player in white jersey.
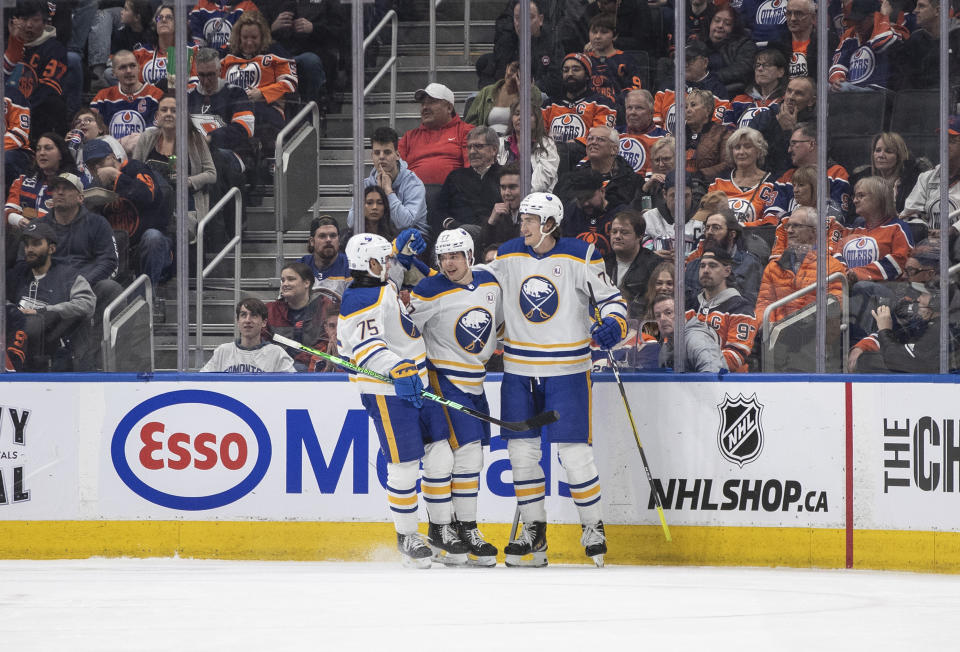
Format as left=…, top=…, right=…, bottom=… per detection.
left=488, top=192, right=628, bottom=567
left=408, top=228, right=503, bottom=566
left=338, top=231, right=468, bottom=568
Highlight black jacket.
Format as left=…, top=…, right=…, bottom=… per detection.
left=35, top=208, right=118, bottom=285
left=432, top=163, right=503, bottom=234
left=605, top=247, right=661, bottom=318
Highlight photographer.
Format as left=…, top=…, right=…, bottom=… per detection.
left=849, top=292, right=940, bottom=374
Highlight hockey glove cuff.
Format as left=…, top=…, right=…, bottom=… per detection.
left=390, top=359, right=424, bottom=407
left=591, top=315, right=627, bottom=350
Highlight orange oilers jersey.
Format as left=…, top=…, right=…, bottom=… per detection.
left=685, top=292, right=757, bottom=373
left=221, top=52, right=298, bottom=106
left=707, top=175, right=779, bottom=227
left=4, top=91, right=30, bottom=151
left=769, top=214, right=847, bottom=260
left=542, top=92, right=616, bottom=143
left=790, top=38, right=812, bottom=77
left=653, top=88, right=729, bottom=134
left=834, top=218, right=913, bottom=281
left=617, top=127, right=668, bottom=175
left=133, top=45, right=199, bottom=86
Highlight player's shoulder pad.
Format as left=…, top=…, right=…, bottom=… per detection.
left=553, top=237, right=598, bottom=262
left=411, top=272, right=454, bottom=299
left=471, top=268, right=499, bottom=287
left=496, top=237, right=529, bottom=257
left=339, top=285, right=385, bottom=317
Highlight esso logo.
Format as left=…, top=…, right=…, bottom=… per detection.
left=111, top=390, right=272, bottom=510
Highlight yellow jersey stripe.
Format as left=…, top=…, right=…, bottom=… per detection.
left=388, top=493, right=418, bottom=506
left=503, top=355, right=590, bottom=366
left=503, top=338, right=592, bottom=349
left=339, top=286, right=386, bottom=319
left=515, top=485, right=545, bottom=497
left=376, top=394, right=400, bottom=463
left=570, top=484, right=601, bottom=500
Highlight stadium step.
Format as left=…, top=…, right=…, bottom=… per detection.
left=396, top=21, right=494, bottom=45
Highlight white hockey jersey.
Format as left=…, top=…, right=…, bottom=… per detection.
left=201, top=341, right=296, bottom=373
left=338, top=281, right=428, bottom=395
left=409, top=268, right=503, bottom=395
left=489, top=237, right=626, bottom=377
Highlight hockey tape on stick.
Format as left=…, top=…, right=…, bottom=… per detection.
left=588, top=285, right=672, bottom=542
left=271, top=333, right=559, bottom=433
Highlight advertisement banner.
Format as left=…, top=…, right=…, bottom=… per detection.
left=853, top=383, right=960, bottom=531
left=0, top=378, right=845, bottom=529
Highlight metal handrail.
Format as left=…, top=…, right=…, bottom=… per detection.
left=275, top=101, right=321, bottom=279
left=430, top=0, right=472, bottom=78
left=761, top=271, right=849, bottom=372
left=195, top=186, right=243, bottom=369
left=363, top=9, right=398, bottom=127
left=102, top=273, right=153, bottom=372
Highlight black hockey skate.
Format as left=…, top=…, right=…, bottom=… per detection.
left=456, top=520, right=498, bottom=567
left=397, top=532, right=433, bottom=569
left=504, top=521, right=547, bottom=567
left=427, top=522, right=469, bottom=566
left=581, top=521, right=607, bottom=568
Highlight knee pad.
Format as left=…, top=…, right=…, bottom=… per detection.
left=557, top=442, right=596, bottom=473
left=386, top=459, right=420, bottom=492
left=422, top=440, right=454, bottom=478
left=507, top=437, right=542, bottom=469
left=453, top=440, right=483, bottom=475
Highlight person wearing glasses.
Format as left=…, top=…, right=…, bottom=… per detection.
left=617, top=89, right=668, bottom=179
left=775, top=0, right=833, bottom=79
left=431, top=126, right=503, bottom=238
left=724, top=48, right=788, bottom=130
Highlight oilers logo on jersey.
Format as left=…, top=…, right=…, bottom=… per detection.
left=550, top=113, right=587, bottom=143
left=227, top=62, right=262, bottom=90
left=204, top=18, right=233, bottom=48
left=736, top=106, right=770, bottom=129
left=756, top=0, right=786, bottom=26
left=843, top=236, right=880, bottom=268
left=141, top=57, right=168, bottom=85
left=455, top=308, right=494, bottom=353
left=110, top=110, right=146, bottom=139
left=848, top=47, right=876, bottom=85
left=728, top=198, right=758, bottom=223
left=618, top=137, right=647, bottom=173
left=519, top=276, right=559, bottom=323
left=790, top=52, right=809, bottom=77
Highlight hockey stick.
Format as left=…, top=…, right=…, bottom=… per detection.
left=588, top=285, right=672, bottom=542
left=271, top=333, right=559, bottom=433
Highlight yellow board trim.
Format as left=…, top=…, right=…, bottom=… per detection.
left=375, top=394, right=400, bottom=463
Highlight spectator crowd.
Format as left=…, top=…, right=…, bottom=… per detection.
left=3, top=0, right=960, bottom=373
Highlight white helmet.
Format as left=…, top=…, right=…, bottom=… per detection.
left=434, top=228, right=474, bottom=266
left=346, top=233, right=394, bottom=281
left=519, top=192, right=564, bottom=229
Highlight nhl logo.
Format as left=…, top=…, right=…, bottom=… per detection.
left=716, top=393, right=764, bottom=467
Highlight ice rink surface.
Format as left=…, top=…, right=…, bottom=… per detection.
left=3, top=558, right=959, bottom=651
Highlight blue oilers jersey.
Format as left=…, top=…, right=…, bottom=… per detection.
left=338, top=282, right=428, bottom=396
left=409, top=269, right=503, bottom=395
left=488, top=237, right=626, bottom=377
left=90, top=83, right=164, bottom=140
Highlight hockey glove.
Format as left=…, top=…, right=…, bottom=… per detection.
left=591, top=315, right=627, bottom=350
left=390, top=359, right=424, bottom=408
left=394, top=229, right=426, bottom=268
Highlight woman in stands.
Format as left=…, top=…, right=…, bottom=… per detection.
left=768, top=165, right=846, bottom=260
left=362, top=185, right=397, bottom=240
left=848, top=132, right=926, bottom=223
left=265, top=262, right=340, bottom=372
left=113, top=0, right=156, bottom=59
left=726, top=48, right=788, bottom=125
left=67, top=109, right=127, bottom=181
left=703, top=5, right=757, bottom=97
left=639, top=261, right=676, bottom=328
left=641, top=135, right=675, bottom=197
left=5, top=133, right=78, bottom=230
left=496, top=99, right=558, bottom=193
left=131, top=5, right=174, bottom=88
left=133, top=93, right=217, bottom=240
left=466, top=60, right=543, bottom=137
left=222, top=10, right=298, bottom=142
left=708, top=127, right=778, bottom=227
left=684, top=89, right=727, bottom=181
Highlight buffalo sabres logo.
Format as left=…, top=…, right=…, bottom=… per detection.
left=227, top=63, right=262, bottom=89
left=728, top=198, right=757, bottom=223
left=519, top=276, right=559, bottom=323
left=455, top=308, right=493, bottom=354
left=204, top=17, right=233, bottom=49
left=717, top=393, right=764, bottom=468
left=398, top=301, right=421, bottom=339
left=110, top=110, right=146, bottom=139
left=756, top=0, right=786, bottom=25
left=842, top=236, right=879, bottom=268
left=848, top=46, right=876, bottom=85
left=618, top=136, right=647, bottom=173
left=550, top=113, right=586, bottom=143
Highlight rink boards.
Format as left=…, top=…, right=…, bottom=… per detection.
left=0, top=373, right=959, bottom=571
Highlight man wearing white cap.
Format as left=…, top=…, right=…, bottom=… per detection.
left=398, top=82, right=474, bottom=187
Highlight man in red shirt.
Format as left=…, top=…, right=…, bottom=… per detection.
left=398, top=83, right=473, bottom=187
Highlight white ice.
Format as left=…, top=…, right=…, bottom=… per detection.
left=2, top=559, right=959, bottom=651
